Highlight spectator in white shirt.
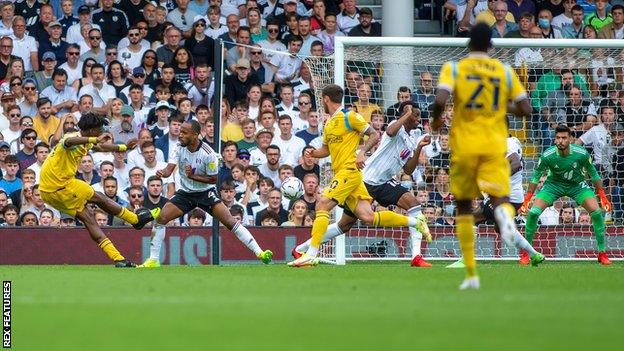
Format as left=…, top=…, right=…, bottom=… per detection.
left=258, top=144, right=281, bottom=186
left=118, top=26, right=149, bottom=71
left=297, top=16, right=321, bottom=56
left=59, top=44, right=84, bottom=86
left=271, top=115, right=306, bottom=167
left=257, top=19, right=287, bottom=62
left=78, top=63, right=116, bottom=114
left=337, top=0, right=360, bottom=33
left=10, top=16, right=37, bottom=73
left=269, top=35, right=303, bottom=84
left=205, top=5, right=229, bottom=39
left=0, top=2, right=14, bottom=37
left=275, top=84, right=300, bottom=120
left=66, top=5, right=101, bottom=45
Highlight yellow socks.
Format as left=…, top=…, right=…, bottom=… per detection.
left=117, top=207, right=138, bottom=225
left=456, top=215, right=477, bottom=278
left=98, top=238, right=125, bottom=261
left=373, top=211, right=409, bottom=227
left=310, top=210, right=330, bottom=249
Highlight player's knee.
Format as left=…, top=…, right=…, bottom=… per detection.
left=528, top=206, right=543, bottom=219
left=316, top=197, right=334, bottom=210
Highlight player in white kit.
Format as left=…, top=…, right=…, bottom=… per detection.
left=447, top=135, right=543, bottom=268
left=139, top=120, right=273, bottom=268
left=292, top=103, right=433, bottom=267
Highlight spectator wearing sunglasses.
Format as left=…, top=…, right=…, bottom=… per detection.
left=118, top=26, right=149, bottom=71
left=184, top=16, right=215, bottom=69
left=59, top=44, right=84, bottom=86
left=38, top=21, right=70, bottom=66
left=0, top=105, right=21, bottom=144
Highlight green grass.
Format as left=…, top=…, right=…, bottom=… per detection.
left=2, top=262, right=623, bottom=351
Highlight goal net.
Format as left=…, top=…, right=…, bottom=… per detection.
left=303, top=37, right=624, bottom=264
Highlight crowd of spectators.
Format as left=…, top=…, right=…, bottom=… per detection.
left=0, top=0, right=622, bottom=229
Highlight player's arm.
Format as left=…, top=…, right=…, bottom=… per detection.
left=63, top=133, right=110, bottom=148
left=156, top=163, right=177, bottom=179
left=584, top=154, right=611, bottom=211
left=184, top=164, right=218, bottom=184
left=385, top=107, right=411, bottom=137
left=431, top=62, right=454, bottom=132
left=356, top=125, right=379, bottom=169
left=508, top=152, right=522, bottom=175
left=92, top=140, right=137, bottom=153
left=307, top=144, right=330, bottom=158
left=520, top=156, right=547, bottom=213
left=506, top=65, right=532, bottom=118
left=403, top=134, right=431, bottom=175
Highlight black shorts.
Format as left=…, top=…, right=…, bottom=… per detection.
left=342, top=180, right=409, bottom=218
left=481, top=201, right=522, bottom=232
left=169, top=188, right=222, bottom=214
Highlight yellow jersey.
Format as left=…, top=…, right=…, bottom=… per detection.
left=39, top=132, right=93, bottom=192
left=323, top=108, right=369, bottom=172
left=438, top=53, right=526, bottom=155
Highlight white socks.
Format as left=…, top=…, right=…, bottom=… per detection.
left=494, top=205, right=516, bottom=247
left=408, top=206, right=423, bottom=258
left=149, top=223, right=166, bottom=261
left=296, top=223, right=344, bottom=253
left=513, top=228, right=537, bottom=255
left=232, top=222, right=263, bottom=256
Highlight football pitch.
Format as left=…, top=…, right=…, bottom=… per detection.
left=2, top=262, right=622, bottom=351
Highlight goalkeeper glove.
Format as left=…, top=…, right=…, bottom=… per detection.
left=597, top=188, right=612, bottom=212
left=519, top=192, right=533, bottom=215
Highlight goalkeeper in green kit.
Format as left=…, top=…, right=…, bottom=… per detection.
left=520, top=125, right=612, bottom=265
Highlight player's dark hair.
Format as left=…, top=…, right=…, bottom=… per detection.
left=78, top=112, right=109, bottom=131
left=186, top=120, right=202, bottom=134
left=322, top=84, right=344, bottom=103
left=555, top=124, right=571, bottom=135
left=468, top=23, right=492, bottom=52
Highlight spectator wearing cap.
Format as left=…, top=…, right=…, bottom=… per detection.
left=0, top=92, right=15, bottom=128
left=295, top=109, right=319, bottom=145
left=250, top=127, right=273, bottom=165
left=0, top=36, right=17, bottom=81
left=58, top=44, right=83, bottom=86
left=0, top=140, right=9, bottom=170
left=348, top=7, right=380, bottom=37
left=167, top=0, right=198, bottom=36
left=32, top=97, right=58, bottom=143
left=269, top=35, right=303, bottom=84
left=149, top=100, right=173, bottom=139
left=224, top=58, right=260, bottom=106
left=117, top=26, right=149, bottom=71
left=337, top=0, right=361, bottom=33
left=273, top=0, right=300, bottom=30
left=18, top=78, right=38, bottom=118
left=184, top=16, right=215, bottom=69
left=237, top=118, right=258, bottom=151
left=1, top=105, right=21, bottom=144
left=66, top=5, right=101, bottom=45
left=38, top=21, right=70, bottom=66
left=237, top=149, right=251, bottom=168
left=271, top=115, right=305, bottom=167
left=40, top=69, right=78, bottom=117
left=32, top=52, right=57, bottom=92
left=9, top=16, right=38, bottom=73
left=78, top=63, right=116, bottom=114
left=110, top=105, right=140, bottom=144
left=91, top=0, right=130, bottom=47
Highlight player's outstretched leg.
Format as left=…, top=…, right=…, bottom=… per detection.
left=213, top=203, right=272, bottom=264
left=139, top=202, right=182, bottom=268
left=90, top=192, right=159, bottom=229
left=492, top=200, right=545, bottom=266
left=293, top=218, right=352, bottom=259
left=75, top=207, right=135, bottom=268
left=289, top=197, right=338, bottom=267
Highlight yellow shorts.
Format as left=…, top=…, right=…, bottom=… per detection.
left=39, top=178, right=95, bottom=217
left=450, top=153, right=510, bottom=200
left=322, top=169, right=372, bottom=212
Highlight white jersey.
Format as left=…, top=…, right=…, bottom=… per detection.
left=506, top=136, right=524, bottom=204
left=363, top=123, right=426, bottom=186
left=170, top=142, right=220, bottom=192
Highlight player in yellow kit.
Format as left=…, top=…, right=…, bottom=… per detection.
left=288, top=84, right=428, bottom=267
left=431, top=24, right=534, bottom=289
left=39, top=113, right=158, bottom=268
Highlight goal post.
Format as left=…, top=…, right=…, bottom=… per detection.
left=302, top=36, right=624, bottom=263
